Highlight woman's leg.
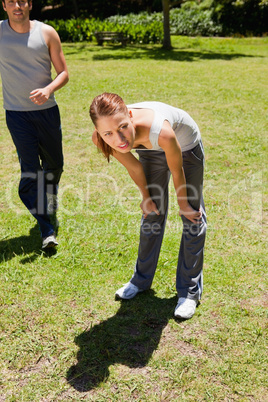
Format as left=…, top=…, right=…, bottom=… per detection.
left=130, top=151, right=171, bottom=290
left=176, top=141, right=207, bottom=302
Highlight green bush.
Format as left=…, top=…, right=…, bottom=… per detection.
left=46, top=7, right=224, bottom=44
left=46, top=14, right=164, bottom=44
left=106, top=11, right=163, bottom=26
left=106, top=12, right=163, bottom=43
left=106, top=9, right=222, bottom=38
left=47, top=18, right=100, bottom=42
left=170, top=6, right=222, bottom=36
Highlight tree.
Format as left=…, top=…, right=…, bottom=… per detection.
left=71, top=0, right=79, bottom=18
left=162, top=0, right=172, bottom=49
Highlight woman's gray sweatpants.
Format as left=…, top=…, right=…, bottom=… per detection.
left=130, top=141, right=207, bottom=301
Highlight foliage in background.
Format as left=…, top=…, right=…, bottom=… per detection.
left=107, top=7, right=223, bottom=37
left=33, top=0, right=163, bottom=20
left=1, top=0, right=267, bottom=36
left=46, top=8, right=223, bottom=44
left=170, top=3, right=222, bottom=36
left=45, top=16, right=163, bottom=44
left=211, top=0, right=268, bottom=36
left=46, top=15, right=164, bottom=44
left=45, top=0, right=268, bottom=43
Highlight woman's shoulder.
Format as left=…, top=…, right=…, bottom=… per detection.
left=128, top=101, right=167, bottom=110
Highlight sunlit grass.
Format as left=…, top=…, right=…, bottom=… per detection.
left=0, top=37, right=267, bottom=401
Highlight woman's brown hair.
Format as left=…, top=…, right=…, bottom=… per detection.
left=89, top=92, right=128, bottom=162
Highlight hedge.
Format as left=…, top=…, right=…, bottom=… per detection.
left=46, top=8, right=222, bottom=44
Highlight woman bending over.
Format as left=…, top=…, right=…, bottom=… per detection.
left=90, top=92, right=207, bottom=320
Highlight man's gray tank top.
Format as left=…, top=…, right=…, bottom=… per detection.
left=0, top=20, right=57, bottom=111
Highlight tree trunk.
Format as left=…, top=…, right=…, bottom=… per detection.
left=162, top=0, right=172, bottom=49
left=72, top=0, right=79, bottom=18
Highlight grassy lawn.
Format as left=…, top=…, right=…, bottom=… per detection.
left=0, top=36, right=267, bottom=401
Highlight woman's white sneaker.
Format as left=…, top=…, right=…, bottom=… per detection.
left=115, top=282, right=143, bottom=300
left=174, top=297, right=197, bottom=319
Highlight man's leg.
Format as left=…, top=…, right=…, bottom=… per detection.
left=6, top=110, right=54, bottom=239
left=34, top=106, right=64, bottom=216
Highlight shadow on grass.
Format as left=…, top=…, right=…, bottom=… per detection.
left=66, top=291, right=178, bottom=392
left=93, top=48, right=256, bottom=62
left=64, top=43, right=256, bottom=62
left=0, top=224, right=57, bottom=263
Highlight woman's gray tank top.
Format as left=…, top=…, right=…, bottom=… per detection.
left=127, top=101, right=201, bottom=152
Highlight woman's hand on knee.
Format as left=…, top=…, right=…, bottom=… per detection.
left=179, top=204, right=202, bottom=223
left=140, top=198, right=160, bottom=219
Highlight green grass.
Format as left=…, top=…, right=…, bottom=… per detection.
left=0, top=36, right=267, bottom=401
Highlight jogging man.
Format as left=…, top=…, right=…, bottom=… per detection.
left=0, top=0, right=69, bottom=248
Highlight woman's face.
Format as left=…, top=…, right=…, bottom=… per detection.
left=96, top=111, right=135, bottom=153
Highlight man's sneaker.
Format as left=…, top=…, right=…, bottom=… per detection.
left=42, top=233, right=58, bottom=250
left=174, top=297, right=197, bottom=320
left=115, top=282, right=143, bottom=300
